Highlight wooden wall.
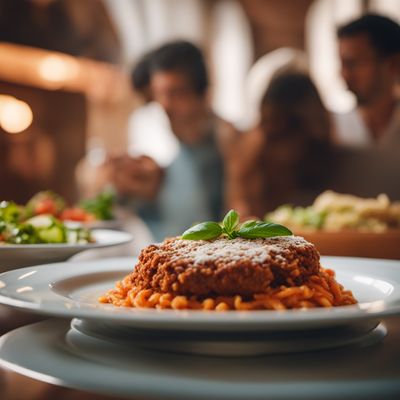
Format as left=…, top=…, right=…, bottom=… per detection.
left=0, top=81, right=86, bottom=204
left=240, top=0, right=314, bottom=59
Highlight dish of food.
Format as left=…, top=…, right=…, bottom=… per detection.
left=27, top=190, right=115, bottom=222
left=1, top=190, right=115, bottom=233
left=0, top=211, right=398, bottom=331
left=0, top=256, right=398, bottom=332
left=0, top=229, right=133, bottom=271
left=0, top=257, right=400, bottom=332
left=266, top=191, right=400, bottom=232
left=99, top=210, right=355, bottom=311
left=100, top=236, right=356, bottom=311
left=0, top=189, right=121, bottom=245
left=0, top=209, right=92, bottom=245
left=266, top=192, right=400, bottom=259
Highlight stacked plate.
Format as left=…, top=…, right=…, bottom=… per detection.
left=1, top=256, right=400, bottom=399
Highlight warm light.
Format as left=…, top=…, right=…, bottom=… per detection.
left=0, top=95, right=33, bottom=134
left=38, top=54, right=79, bottom=85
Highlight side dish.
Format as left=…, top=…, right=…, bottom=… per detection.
left=0, top=201, right=92, bottom=245
left=27, top=190, right=115, bottom=222
left=0, top=190, right=116, bottom=244
left=266, top=191, right=400, bottom=232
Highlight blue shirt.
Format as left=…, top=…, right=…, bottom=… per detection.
left=137, top=132, right=224, bottom=241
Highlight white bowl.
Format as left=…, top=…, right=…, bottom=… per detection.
left=0, top=229, right=132, bottom=272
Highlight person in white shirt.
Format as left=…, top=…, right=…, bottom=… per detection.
left=333, top=14, right=400, bottom=148
left=99, top=41, right=239, bottom=241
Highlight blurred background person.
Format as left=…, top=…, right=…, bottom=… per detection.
left=233, top=38, right=400, bottom=220
left=328, top=14, right=400, bottom=200
left=333, top=14, right=400, bottom=147
left=231, top=67, right=333, bottom=218
left=91, top=41, right=239, bottom=241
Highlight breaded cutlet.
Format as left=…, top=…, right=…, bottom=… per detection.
left=129, top=236, right=320, bottom=297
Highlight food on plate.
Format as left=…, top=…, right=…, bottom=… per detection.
left=100, top=210, right=356, bottom=311
left=0, top=190, right=116, bottom=244
left=26, top=191, right=66, bottom=217
left=0, top=201, right=92, bottom=245
left=75, top=191, right=115, bottom=221
left=26, top=190, right=115, bottom=222
left=266, top=191, right=400, bottom=232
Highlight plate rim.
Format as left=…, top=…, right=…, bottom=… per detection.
left=0, top=229, right=133, bottom=250
left=0, top=256, right=400, bottom=328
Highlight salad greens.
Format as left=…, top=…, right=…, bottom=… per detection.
left=266, top=205, right=327, bottom=230
left=181, top=209, right=292, bottom=241
left=0, top=201, right=23, bottom=224
left=79, top=191, right=115, bottom=221
left=0, top=200, right=92, bottom=245
left=25, top=191, right=66, bottom=218
left=22, top=190, right=115, bottom=222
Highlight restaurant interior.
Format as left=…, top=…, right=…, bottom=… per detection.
left=0, top=0, right=400, bottom=399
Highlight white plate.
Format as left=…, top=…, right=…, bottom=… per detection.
left=0, top=319, right=399, bottom=399
left=70, top=317, right=385, bottom=356
left=0, top=256, right=399, bottom=332
left=64, top=219, right=122, bottom=229
left=0, top=230, right=133, bottom=272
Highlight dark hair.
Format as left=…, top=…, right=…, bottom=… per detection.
left=131, top=52, right=152, bottom=92
left=262, top=72, right=325, bottom=112
left=337, top=14, right=400, bottom=57
left=149, top=40, right=208, bottom=95
left=261, top=72, right=332, bottom=189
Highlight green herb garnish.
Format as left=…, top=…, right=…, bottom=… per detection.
left=0, top=201, right=23, bottom=223
left=181, top=210, right=292, bottom=241
left=222, top=209, right=239, bottom=239
left=180, top=221, right=223, bottom=240
left=79, top=191, right=115, bottom=220
left=237, top=221, right=292, bottom=239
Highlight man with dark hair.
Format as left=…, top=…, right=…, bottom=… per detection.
left=150, top=41, right=208, bottom=95
left=144, top=41, right=215, bottom=147
left=334, top=14, right=400, bottom=146
left=131, top=51, right=153, bottom=102
left=99, top=41, right=239, bottom=240
left=328, top=14, right=400, bottom=201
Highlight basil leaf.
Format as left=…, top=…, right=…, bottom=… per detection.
left=237, top=222, right=292, bottom=239
left=181, top=221, right=223, bottom=240
left=229, top=230, right=239, bottom=239
left=239, top=220, right=258, bottom=229
left=222, top=209, right=239, bottom=234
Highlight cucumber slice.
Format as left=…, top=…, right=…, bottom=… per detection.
left=66, top=227, right=92, bottom=244
left=66, top=229, right=78, bottom=244
left=37, top=225, right=66, bottom=243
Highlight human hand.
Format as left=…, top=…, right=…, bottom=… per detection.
left=107, top=154, right=163, bottom=200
